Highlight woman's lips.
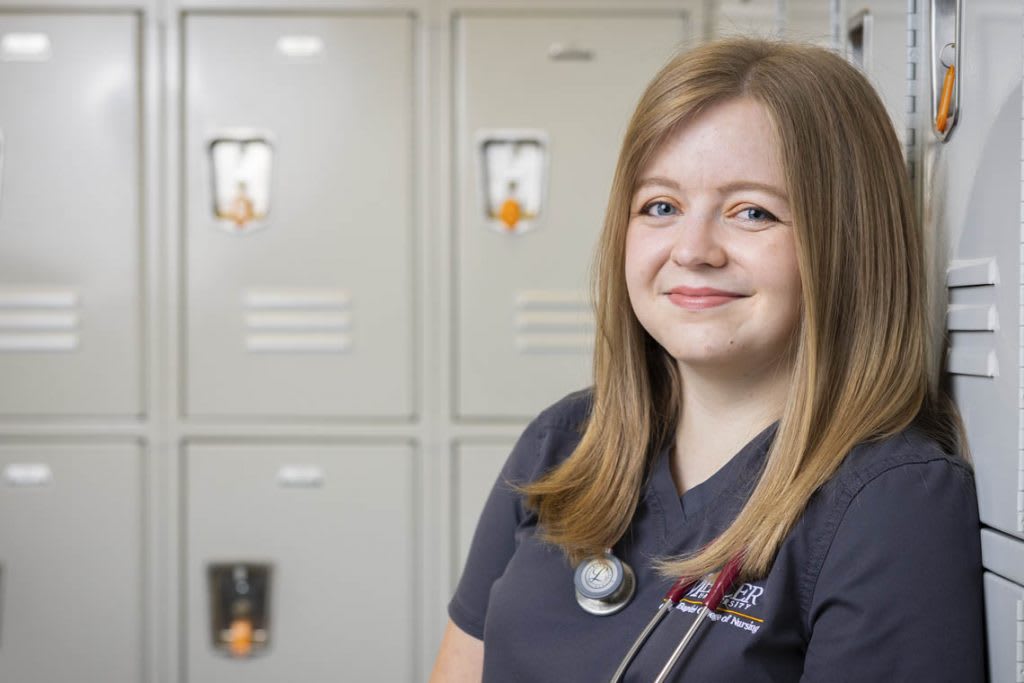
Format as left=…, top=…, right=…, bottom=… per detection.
left=667, top=287, right=746, bottom=311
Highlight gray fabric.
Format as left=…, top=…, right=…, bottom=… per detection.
left=448, top=388, right=987, bottom=682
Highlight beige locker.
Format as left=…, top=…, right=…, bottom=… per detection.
left=183, top=13, right=415, bottom=419
left=185, top=441, right=416, bottom=682
left=0, top=13, right=142, bottom=417
left=453, top=11, right=690, bottom=419
left=0, top=443, right=143, bottom=681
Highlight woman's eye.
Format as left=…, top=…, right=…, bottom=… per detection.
left=737, top=206, right=778, bottom=222
left=640, top=201, right=677, bottom=217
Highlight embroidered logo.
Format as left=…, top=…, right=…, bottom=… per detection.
left=674, top=578, right=766, bottom=634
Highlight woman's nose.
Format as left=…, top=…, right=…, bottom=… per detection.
left=669, top=214, right=727, bottom=268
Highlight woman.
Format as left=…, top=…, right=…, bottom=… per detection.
left=431, top=37, right=985, bottom=682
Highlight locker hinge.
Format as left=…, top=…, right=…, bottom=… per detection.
left=1019, top=450, right=1024, bottom=532
left=904, top=0, right=921, bottom=182
left=1016, top=599, right=1024, bottom=682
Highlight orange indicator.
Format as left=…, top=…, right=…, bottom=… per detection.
left=936, top=64, right=955, bottom=133
left=228, top=617, right=254, bottom=657
left=499, top=197, right=522, bottom=230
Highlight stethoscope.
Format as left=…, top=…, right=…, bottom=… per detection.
left=574, top=549, right=744, bottom=683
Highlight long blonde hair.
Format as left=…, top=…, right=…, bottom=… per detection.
left=522, top=37, right=967, bottom=583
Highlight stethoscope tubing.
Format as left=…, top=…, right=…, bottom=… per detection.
left=607, top=576, right=696, bottom=683
left=608, top=553, right=744, bottom=683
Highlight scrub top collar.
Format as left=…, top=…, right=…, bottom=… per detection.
left=647, top=420, right=780, bottom=529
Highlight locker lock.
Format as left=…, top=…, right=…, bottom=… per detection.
left=208, top=132, right=274, bottom=234
left=477, top=131, right=548, bottom=235
left=208, top=563, right=271, bottom=658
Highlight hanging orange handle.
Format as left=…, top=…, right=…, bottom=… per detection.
left=936, top=64, right=955, bottom=133
left=228, top=617, right=254, bottom=657
left=499, top=197, right=522, bottom=231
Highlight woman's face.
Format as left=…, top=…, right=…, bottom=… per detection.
left=624, top=97, right=802, bottom=377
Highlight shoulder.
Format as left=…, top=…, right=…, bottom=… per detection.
left=827, top=425, right=974, bottom=498
left=794, top=424, right=979, bottom=620
left=793, top=426, right=985, bottom=677
left=500, top=387, right=594, bottom=487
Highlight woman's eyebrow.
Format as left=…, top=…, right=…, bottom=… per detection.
left=635, top=177, right=789, bottom=202
left=635, top=176, right=681, bottom=191
left=717, top=181, right=789, bottom=202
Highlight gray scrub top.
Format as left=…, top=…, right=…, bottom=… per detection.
left=448, top=389, right=987, bottom=682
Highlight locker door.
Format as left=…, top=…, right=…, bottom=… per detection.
left=183, top=14, right=415, bottom=419
left=928, top=0, right=1024, bottom=540
left=0, top=444, right=142, bottom=682
left=452, top=441, right=511, bottom=584
left=0, top=13, right=142, bottom=416
left=185, top=442, right=415, bottom=682
left=842, top=0, right=909, bottom=146
left=454, top=12, right=689, bottom=419
left=982, top=572, right=1024, bottom=683
left=783, top=0, right=831, bottom=44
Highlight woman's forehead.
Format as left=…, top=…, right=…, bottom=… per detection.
left=635, top=101, right=787, bottom=197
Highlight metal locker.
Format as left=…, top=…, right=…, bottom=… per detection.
left=183, top=14, right=415, bottom=419
left=982, top=572, right=1024, bottom=683
left=452, top=441, right=511, bottom=583
left=0, top=13, right=142, bottom=416
left=781, top=0, right=831, bottom=44
left=925, top=0, right=1024, bottom=540
left=0, top=443, right=143, bottom=682
left=454, top=12, right=690, bottom=419
left=841, top=0, right=909, bottom=146
left=185, top=442, right=416, bottom=682
left=712, top=0, right=776, bottom=37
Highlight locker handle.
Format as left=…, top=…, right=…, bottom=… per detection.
left=929, top=0, right=962, bottom=141
left=935, top=64, right=955, bottom=133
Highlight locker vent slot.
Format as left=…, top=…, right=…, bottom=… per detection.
left=514, top=290, right=593, bottom=353
left=946, top=348, right=997, bottom=378
left=0, top=287, right=80, bottom=352
left=946, top=304, right=998, bottom=331
left=946, top=259, right=998, bottom=378
left=243, top=288, right=352, bottom=353
left=947, top=258, right=998, bottom=287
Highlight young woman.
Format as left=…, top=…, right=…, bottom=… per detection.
left=431, top=37, right=986, bottom=682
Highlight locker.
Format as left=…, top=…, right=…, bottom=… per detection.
left=713, top=0, right=776, bottom=38
left=185, top=442, right=416, bottom=682
left=781, top=0, right=831, bottom=45
left=982, top=572, right=1024, bottom=683
left=0, top=13, right=142, bottom=416
left=0, top=443, right=142, bottom=682
left=183, top=13, right=415, bottom=419
left=452, top=441, right=511, bottom=583
left=841, top=0, right=908, bottom=146
left=926, top=0, right=1024, bottom=540
left=454, top=12, right=690, bottom=419
left=981, top=528, right=1024, bottom=586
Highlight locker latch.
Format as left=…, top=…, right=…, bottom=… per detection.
left=208, top=131, right=274, bottom=234
left=477, top=131, right=548, bottom=235
left=208, top=563, right=271, bottom=657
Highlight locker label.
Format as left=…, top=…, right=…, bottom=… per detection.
left=277, top=464, right=324, bottom=488
left=275, top=35, right=325, bottom=61
left=4, top=463, right=53, bottom=487
left=0, top=33, right=51, bottom=62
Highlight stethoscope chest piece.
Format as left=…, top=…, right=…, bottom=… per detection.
left=574, top=551, right=636, bottom=616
